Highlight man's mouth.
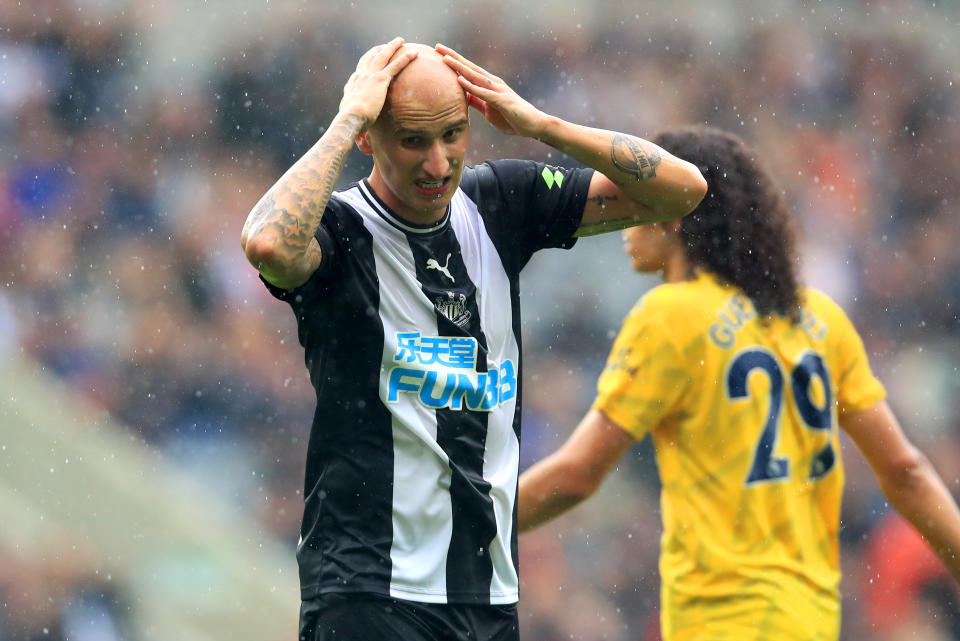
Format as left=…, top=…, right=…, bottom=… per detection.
left=415, top=177, right=450, bottom=197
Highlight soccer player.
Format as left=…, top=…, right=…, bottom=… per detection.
left=517, top=126, right=960, bottom=640
left=241, top=38, right=706, bottom=641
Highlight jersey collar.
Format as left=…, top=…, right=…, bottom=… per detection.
left=359, top=179, right=450, bottom=234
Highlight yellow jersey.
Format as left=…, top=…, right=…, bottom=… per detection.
left=593, top=272, right=886, bottom=641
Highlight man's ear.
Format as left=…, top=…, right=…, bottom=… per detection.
left=355, top=131, right=374, bottom=155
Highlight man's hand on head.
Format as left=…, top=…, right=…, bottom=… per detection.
left=339, top=37, right=419, bottom=131
left=436, top=44, right=547, bottom=139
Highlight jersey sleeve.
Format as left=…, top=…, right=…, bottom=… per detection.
left=592, top=292, right=691, bottom=440
left=459, top=159, right=593, bottom=272
left=258, top=200, right=345, bottom=303
left=818, top=294, right=886, bottom=414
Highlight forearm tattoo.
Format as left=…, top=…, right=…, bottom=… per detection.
left=244, top=112, right=365, bottom=266
left=610, top=134, right=662, bottom=180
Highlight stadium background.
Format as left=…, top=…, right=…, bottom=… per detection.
left=2, top=0, right=960, bottom=639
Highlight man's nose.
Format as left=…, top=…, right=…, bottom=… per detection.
left=422, top=141, right=450, bottom=178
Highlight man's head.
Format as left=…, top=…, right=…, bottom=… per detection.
left=650, top=126, right=802, bottom=319
left=621, top=221, right=683, bottom=275
left=357, top=43, right=470, bottom=224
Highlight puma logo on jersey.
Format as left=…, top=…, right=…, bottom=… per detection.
left=426, top=253, right=455, bottom=283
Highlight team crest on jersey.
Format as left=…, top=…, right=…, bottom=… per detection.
left=435, top=292, right=471, bottom=328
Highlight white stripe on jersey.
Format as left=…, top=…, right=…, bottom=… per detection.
left=449, top=190, right=520, bottom=604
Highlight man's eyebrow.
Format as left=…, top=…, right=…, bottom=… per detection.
left=394, top=119, right=469, bottom=136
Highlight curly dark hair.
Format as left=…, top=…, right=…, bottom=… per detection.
left=652, top=126, right=802, bottom=321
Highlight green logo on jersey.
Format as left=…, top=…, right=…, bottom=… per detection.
left=540, top=167, right=564, bottom=189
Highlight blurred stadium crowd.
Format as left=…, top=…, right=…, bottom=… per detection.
left=2, top=0, right=960, bottom=639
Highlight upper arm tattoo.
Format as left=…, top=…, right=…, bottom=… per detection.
left=244, top=112, right=365, bottom=273
left=585, top=194, right=619, bottom=208
left=610, top=134, right=662, bottom=180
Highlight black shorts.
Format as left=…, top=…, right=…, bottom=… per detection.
left=298, top=593, right=518, bottom=641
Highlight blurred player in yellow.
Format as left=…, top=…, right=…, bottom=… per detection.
left=518, top=126, right=960, bottom=640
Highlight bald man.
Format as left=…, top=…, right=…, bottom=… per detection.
left=242, top=38, right=706, bottom=641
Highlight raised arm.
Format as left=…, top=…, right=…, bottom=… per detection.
left=241, top=38, right=418, bottom=289
left=518, top=409, right=634, bottom=533
left=840, top=401, right=960, bottom=581
left=436, top=44, right=707, bottom=236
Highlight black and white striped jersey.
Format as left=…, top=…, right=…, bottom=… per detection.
left=263, top=159, right=593, bottom=605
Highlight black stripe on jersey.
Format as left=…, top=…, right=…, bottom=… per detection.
left=406, top=229, right=499, bottom=604
left=295, top=205, right=396, bottom=598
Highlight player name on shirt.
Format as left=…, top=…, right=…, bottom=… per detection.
left=708, top=292, right=828, bottom=349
